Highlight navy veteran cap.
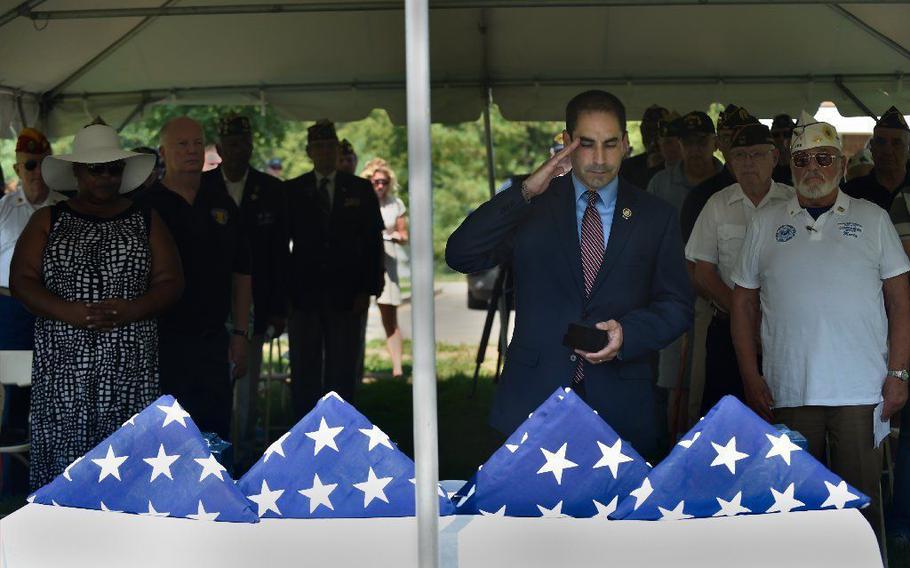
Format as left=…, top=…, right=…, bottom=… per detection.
left=339, top=139, right=356, bottom=155
left=771, top=114, right=795, bottom=132
left=658, top=111, right=681, bottom=138
left=308, top=119, right=338, bottom=142
left=679, top=111, right=716, bottom=136
left=218, top=114, right=252, bottom=137
left=718, top=105, right=759, bottom=131
left=876, top=106, right=909, bottom=132
left=730, top=123, right=774, bottom=149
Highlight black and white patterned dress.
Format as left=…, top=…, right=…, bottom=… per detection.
left=30, top=202, right=159, bottom=490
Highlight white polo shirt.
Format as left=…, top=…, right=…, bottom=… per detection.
left=0, top=188, right=68, bottom=287
left=732, top=190, right=910, bottom=408
left=686, top=181, right=794, bottom=290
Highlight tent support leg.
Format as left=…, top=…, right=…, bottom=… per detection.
left=405, top=0, right=440, bottom=567
left=116, top=97, right=148, bottom=132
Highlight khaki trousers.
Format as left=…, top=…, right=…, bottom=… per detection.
left=773, top=405, right=882, bottom=541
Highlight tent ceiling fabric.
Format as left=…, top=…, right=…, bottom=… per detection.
left=1, top=0, right=910, bottom=136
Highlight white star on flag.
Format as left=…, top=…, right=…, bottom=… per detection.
left=537, top=501, right=566, bottom=518
left=630, top=478, right=653, bottom=510
left=187, top=500, right=220, bottom=521
left=820, top=480, right=860, bottom=510
left=99, top=501, right=121, bottom=513
left=713, top=491, right=752, bottom=517
left=248, top=479, right=284, bottom=517
left=359, top=425, right=393, bottom=451
left=710, top=436, right=750, bottom=474
left=157, top=400, right=190, bottom=428
left=194, top=454, right=227, bottom=482
left=298, top=473, right=338, bottom=513
left=142, top=444, right=181, bottom=482
left=536, top=442, right=578, bottom=485
left=766, top=483, right=805, bottom=513
left=305, top=417, right=344, bottom=456
left=658, top=501, right=693, bottom=521
left=92, top=445, right=128, bottom=482
left=63, top=456, right=83, bottom=481
left=592, top=438, right=633, bottom=479
left=140, top=501, right=169, bottom=517
left=353, top=467, right=393, bottom=508
left=121, top=413, right=139, bottom=427
left=456, top=484, right=475, bottom=507
left=764, top=432, right=802, bottom=466
left=593, top=496, right=618, bottom=518
left=479, top=505, right=507, bottom=516
left=505, top=432, right=529, bottom=453
left=263, top=432, right=291, bottom=462
left=677, top=431, right=701, bottom=449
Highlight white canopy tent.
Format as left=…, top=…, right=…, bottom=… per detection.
left=3, top=1, right=910, bottom=137
left=4, top=2, right=910, bottom=566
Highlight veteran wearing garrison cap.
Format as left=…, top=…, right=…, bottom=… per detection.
left=844, top=105, right=910, bottom=211
left=286, top=120, right=384, bottom=417
left=731, top=112, right=910, bottom=539
left=686, top=122, right=793, bottom=414
left=201, top=114, right=289, bottom=466
left=622, top=105, right=671, bottom=190
left=0, top=128, right=67, bottom=443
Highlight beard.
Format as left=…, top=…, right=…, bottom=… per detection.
left=795, top=176, right=839, bottom=200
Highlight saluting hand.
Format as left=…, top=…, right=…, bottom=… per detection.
left=520, top=137, right=580, bottom=200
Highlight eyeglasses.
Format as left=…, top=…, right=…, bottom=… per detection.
left=84, top=161, right=126, bottom=177
left=792, top=152, right=836, bottom=168
left=372, top=179, right=390, bottom=186
left=729, top=149, right=773, bottom=162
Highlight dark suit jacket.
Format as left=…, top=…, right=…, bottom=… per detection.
left=202, top=167, right=288, bottom=335
left=286, top=170, right=385, bottom=311
left=446, top=176, right=693, bottom=457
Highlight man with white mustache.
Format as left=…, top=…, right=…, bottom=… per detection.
left=730, top=112, right=910, bottom=540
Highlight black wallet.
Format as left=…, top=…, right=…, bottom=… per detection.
left=562, top=323, right=609, bottom=353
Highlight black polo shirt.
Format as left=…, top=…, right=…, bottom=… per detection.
left=680, top=167, right=737, bottom=243
left=842, top=165, right=910, bottom=211
left=622, top=152, right=663, bottom=191
left=134, top=181, right=251, bottom=334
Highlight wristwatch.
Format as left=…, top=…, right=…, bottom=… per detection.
left=887, top=369, right=909, bottom=382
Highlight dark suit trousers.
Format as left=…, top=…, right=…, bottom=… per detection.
left=288, top=304, right=365, bottom=418
left=158, top=329, right=233, bottom=441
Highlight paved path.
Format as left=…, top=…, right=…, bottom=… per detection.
left=366, top=280, right=514, bottom=346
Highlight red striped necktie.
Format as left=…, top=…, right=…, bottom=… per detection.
left=574, top=190, right=605, bottom=385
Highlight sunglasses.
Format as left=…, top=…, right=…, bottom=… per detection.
left=372, top=179, right=390, bottom=186
left=84, top=161, right=126, bottom=177
left=792, top=152, right=836, bottom=168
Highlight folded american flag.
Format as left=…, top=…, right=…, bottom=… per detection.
left=30, top=395, right=258, bottom=522
left=454, top=387, right=650, bottom=518
left=237, top=392, right=456, bottom=518
left=612, top=396, right=871, bottom=520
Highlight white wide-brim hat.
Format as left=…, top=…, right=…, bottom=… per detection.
left=42, top=124, right=155, bottom=194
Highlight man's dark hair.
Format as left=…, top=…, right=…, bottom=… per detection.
left=565, top=90, right=627, bottom=136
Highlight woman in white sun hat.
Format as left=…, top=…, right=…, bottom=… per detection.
left=9, top=120, right=184, bottom=490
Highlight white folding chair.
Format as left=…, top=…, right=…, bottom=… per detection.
left=0, top=350, right=33, bottom=466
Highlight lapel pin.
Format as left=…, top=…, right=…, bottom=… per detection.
left=622, top=207, right=632, bottom=220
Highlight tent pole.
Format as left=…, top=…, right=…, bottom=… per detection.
left=405, top=0, right=440, bottom=566
left=834, top=76, right=878, bottom=119
left=479, top=9, right=497, bottom=199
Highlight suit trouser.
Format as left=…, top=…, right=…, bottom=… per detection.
left=159, top=329, right=233, bottom=442
left=891, top=407, right=910, bottom=531
left=288, top=306, right=365, bottom=419
left=700, top=315, right=746, bottom=415
left=773, top=405, right=882, bottom=540
left=233, top=333, right=265, bottom=462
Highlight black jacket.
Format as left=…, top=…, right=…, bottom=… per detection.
left=202, top=167, right=289, bottom=334
left=286, top=170, right=385, bottom=311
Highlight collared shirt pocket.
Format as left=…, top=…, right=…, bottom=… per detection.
left=717, top=223, right=746, bottom=272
